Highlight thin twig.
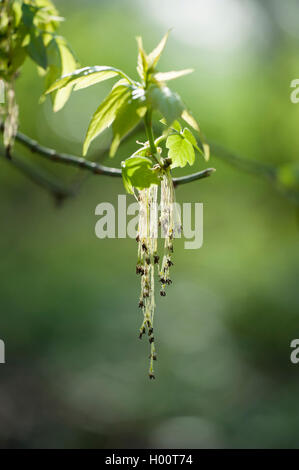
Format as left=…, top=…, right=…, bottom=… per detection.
left=3, top=127, right=215, bottom=186
left=12, top=129, right=122, bottom=177
left=173, top=168, right=216, bottom=186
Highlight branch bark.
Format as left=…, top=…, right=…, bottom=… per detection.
left=2, top=127, right=216, bottom=186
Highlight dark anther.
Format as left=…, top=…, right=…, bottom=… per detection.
left=153, top=353, right=157, bottom=361
left=142, top=243, right=147, bottom=252
left=136, top=234, right=140, bottom=243
left=154, top=255, right=160, bottom=264
left=149, top=373, right=155, bottom=380
left=160, top=290, right=166, bottom=297
left=138, top=300, right=144, bottom=308
left=160, top=278, right=166, bottom=284
left=146, top=257, right=151, bottom=265
left=166, top=279, right=172, bottom=285
left=139, top=327, right=145, bottom=339
left=146, top=320, right=151, bottom=328
left=167, top=259, right=173, bottom=267
left=149, top=336, right=154, bottom=344
left=148, top=327, right=153, bottom=335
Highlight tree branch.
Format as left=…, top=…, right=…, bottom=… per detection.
left=2, top=127, right=215, bottom=186
left=173, top=167, right=216, bottom=186
left=12, top=129, right=122, bottom=177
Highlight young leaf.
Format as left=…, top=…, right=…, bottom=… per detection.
left=21, top=3, right=37, bottom=28
left=83, top=84, right=131, bottom=156
left=182, top=127, right=200, bottom=152
left=166, top=134, right=195, bottom=168
left=110, top=95, right=146, bottom=157
left=46, top=66, right=126, bottom=94
left=149, top=85, right=184, bottom=126
left=121, top=156, right=160, bottom=194
left=147, top=30, right=170, bottom=69
left=160, top=118, right=181, bottom=133
left=27, top=32, right=48, bottom=70
left=154, top=69, right=193, bottom=82
left=181, top=110, right=210, bottom=161
left=181, top=109, right=200, bottom=132
left=136, top=36, right=148, bottom=82
left=46, top=38, right=77, bottom=112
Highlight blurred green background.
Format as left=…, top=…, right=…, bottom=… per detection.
left=1, top=0, right=299, bottom=449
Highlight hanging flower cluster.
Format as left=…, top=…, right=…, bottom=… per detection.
left=136, top=171, right=181, bottom=378
left=46, top=30, right=210, bottom=378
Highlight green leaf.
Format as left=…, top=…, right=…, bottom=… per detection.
left=181, top=110, right=210, bottom=161
left=181, top=109, right=200, bottom=132
left=182, top=127, right=200, bottom=152
left=154, top=69, right=193, bottom=82
left=147, top=31, right=170, bottom=69
left=136, top=36, right=148, bottom=82
left=148, top=85, right=184, bottom=126
left=110, top=93, right=146, bottom=157
left=160, top=118, right=181, bottom=133
left=45, top=38, right=78, bottom=112
left=12, top=1, right=23, bottom=27
left=21, top=3, right=37, bottom=27
left=121, top=156, right=160, bottom=194
left=83, top=83, right=131, bottom=156
left=27, top=32, right=48, bottom=70
left=46, top=66, right=126, bottom=94
left=166, top=134, right=195, bottom=169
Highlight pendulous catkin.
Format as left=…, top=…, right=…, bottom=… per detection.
left=136, top=170, right=180, bottom=379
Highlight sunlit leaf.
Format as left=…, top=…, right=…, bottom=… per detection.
left=182, top=127, right=200, bottom=152
left=136, top=36, right=148, bottom=82
left=166, top=134, right=195, bottom=168
left=110, top=94, right=146, bottom=157
left=181, top=109, right=200, bottom=132
left=46, top=38, right=77, bottom=112
left=147, top=30, right=170, bottom=69
left=154, top=69, right=194, bottom=82
left=121, top=156, right=160, bottom=194
left=181, top=110, right=210, bottom=161
left=46, top=66, right=125, bottom=94
left=160, top=118, right=181, bottom=133
left=83, top=83, right=131, bottom=156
